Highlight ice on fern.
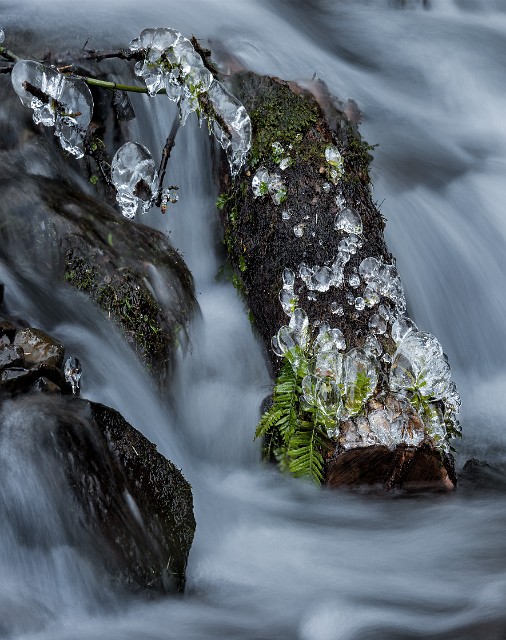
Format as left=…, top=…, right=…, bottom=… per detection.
left=111, top=142, right=159, bottom=219
left=11, top=60, right=93, bottom=158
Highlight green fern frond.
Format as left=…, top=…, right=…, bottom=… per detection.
left=287, top=420, right=329, bottom=485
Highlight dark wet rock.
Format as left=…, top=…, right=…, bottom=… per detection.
left=458, top=458, right=506, bottom=493
left=0, top=67, right=196, bottom=385
left=0, top=393, right=195, bottom=593
left=326, top=445, right=455, bottom=492
left=0, top=320, right=17, bottom=343
left=0, top=283, right=3, bottom=305
left=13, top=327, right=64, bottom=368
left=0, top=344, right=25, bottom=371
left=0, top=364, right=68, bottom=394
left=30, top=376, right=62, bottom=394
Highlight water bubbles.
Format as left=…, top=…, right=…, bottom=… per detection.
left=334, top=208, right=363, bottom=235
left=111, top=142, right=158, bottom=219
left=11, top=60, right=93, bottom=158
left=64, top=356, right=82, bottom=395
left=293, top=224, right=304, bottom=238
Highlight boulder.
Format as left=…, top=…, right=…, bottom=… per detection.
left=0, top=393, right=195, bottom=593
left=13, top=327, right=64, bottom=368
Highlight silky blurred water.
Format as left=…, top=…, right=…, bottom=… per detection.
left=1, top=1, right=506, bottom=638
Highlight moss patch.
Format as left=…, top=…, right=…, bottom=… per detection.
left=65, top=252, right=168, bottom=373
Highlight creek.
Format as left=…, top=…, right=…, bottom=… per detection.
left=1, top=1, right=506, bottom=638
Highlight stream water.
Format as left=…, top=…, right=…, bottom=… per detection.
left=1, top=0, right=506, bottom=638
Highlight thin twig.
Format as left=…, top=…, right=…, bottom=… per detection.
left=0, top=46, right=20, bottom=63
left=71, top=74, right=165, bottom=95
left=156, top=117, right=181, bottom=206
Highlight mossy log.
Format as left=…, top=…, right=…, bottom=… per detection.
left=218, top=71, right=458, bottom=491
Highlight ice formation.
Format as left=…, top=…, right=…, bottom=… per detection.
left=252, top=167, right=286, bottom=205
left=11, top=60, right=93, bottom=158
left=129, top=28, right=251, bottom=175
left=111, top=142, right=159, bottom=219
left=0, top=27, right=4, bottom=44
left=64, top=356, right=82, bottom=395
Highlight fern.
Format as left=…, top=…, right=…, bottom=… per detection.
left=287, top=419, right=329, bottom=485
left=255, top=350, right=332, bottom=485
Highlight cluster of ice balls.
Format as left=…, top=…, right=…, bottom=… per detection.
left=10, top=59, right=93, bottom=158
left=130, top=28, right=251, bottom=175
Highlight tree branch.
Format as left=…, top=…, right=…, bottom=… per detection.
left=156, top=118, right=181, bottom=206
left=0, top=46, right=20, bottom=63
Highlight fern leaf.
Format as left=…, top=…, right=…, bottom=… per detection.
left=287, top=421, right=329, bottom=485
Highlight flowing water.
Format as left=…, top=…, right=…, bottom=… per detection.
left=1, top=1, right=506, bottom=638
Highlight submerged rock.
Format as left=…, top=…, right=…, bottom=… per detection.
left=0, top=393, right=195, bottom=593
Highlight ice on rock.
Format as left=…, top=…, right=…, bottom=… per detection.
left=111, top=142, right=158, bottom=219
left=206, top=79, right=252, bottom=175
left=252, top=167, right=269, bottom=197
left=349, top=274, right=360, bottom=288
left=322, top=182, right=331, bottom=193
left=335, top=193, right=346, bottom=210
left=282, top=210, right=291, bottom=221
left=391, top=317, right=418, bottom=344
left=369, top=409, right=403, bottom=449
left=279, top=289, right=298, bottom=316
left=0, top=27, right=4, bottom=44
left=363, top=335, right=382, bottom=358
left=11, top=60, right=93, bottom=158
left=334, top=208, right=363, bottom=235
left=331, top=303, right=344, bottom=317
left=276, top=325, right=296, bottom=354
left=325, top=145, right=344, bottom=181
left=389, top=331, right=452, bottom=401
left=364, top=284, right=380, bottom=307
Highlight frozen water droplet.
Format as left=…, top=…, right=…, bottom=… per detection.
left=282, top=209, right=291, bottom=221
left=335, top=193, right=346, bottom=210
left=343, top=349, right=378, bottom=415
left=330, top=328, right=346, bottom=351
left=308, top=293, right=316, bottom=301
left=346, top=291, right=355, bottom=305
left=364, top=284, right=380, bottom=307
left=289, top=308, right=309, bottom=349
left=354, top=297, right=365, bottom=311
left=368, top=314, right=387, bottom=335
left=271, top=335, right=284, bottom=357
left=111, top=142, right=158, bottom=219
left=11, top=59, right=93, bottom=158
left=279, top=289, right=298, bottom=316
left=389, top=331, right=451, bottom=401
left=64, top=356, right=82, bottom=394
left=334, top=209, right=363, bottom=235
left=359, top=257, right=381, bottom=281
left=325, top=145, right=344, bottom=181
left=207, top=79, right=252, bottom=175
left=0, top=27, right=5, bottom=43
left=302, top=374, right=318, bottom=404
left=391, top=317, right=418, bottom=344
left=312, top=266, right=333, bottom=292
left=322, top=182, right=331, bottom=193
left=363, top=335, right=382, bottom=358
left=378, top=304, right=393, bottom=322
left=277, top=325, right=296, bottom=354
left=279, top=157, right=292, bottom=171
left=331, top=302, right=339, bottom=314
left=349, top=274, right=360, bottom=288
left=315, top=350, right=343, bottom=379
left=268, top=173, right=287, bottom=205
left=382, top=353, right=392, bottom=364
left=293, top=224, right=304, bottom=238
left=282, top=268, right=295, bottom=290
left=252, top=167, right=269, bottom=197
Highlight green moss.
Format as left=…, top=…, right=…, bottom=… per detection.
left=343, top=125, right=377, bottom=186
left=64, top=253, right=166, bottom=371
left=249, top=83, right=320, bottom=167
